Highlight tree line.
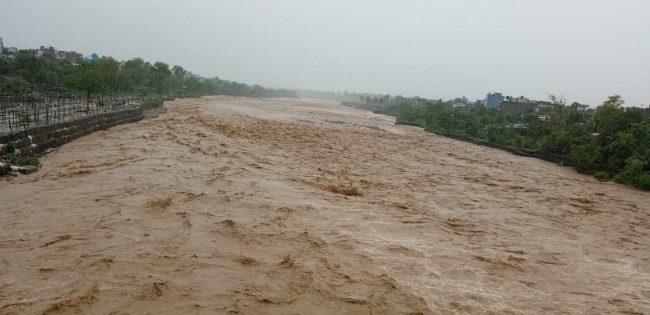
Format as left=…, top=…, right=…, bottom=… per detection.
left=0, top=50, right=297, bottom=103
left=355, top=95, right=650, bottom=190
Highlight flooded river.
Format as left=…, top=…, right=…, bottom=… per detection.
left=1, top=96, right=648, bottom=314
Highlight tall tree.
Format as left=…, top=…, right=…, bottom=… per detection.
left=98, top=57, right=120, bottom=99
left=171, top=65, right=187, bottom=95
left=595, top=95, right=625, bottom=135
left=122, top=58, right=151, bottom=90
left=151, top=62, right=171, bottom=96
left=71, top=61, right=103, bottom=100
left=14, top=50, right=43, bottom=89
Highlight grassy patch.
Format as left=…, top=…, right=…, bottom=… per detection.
left=142, top=96, right=167, bottom=108
left=6, top=153, right=40, bottom=166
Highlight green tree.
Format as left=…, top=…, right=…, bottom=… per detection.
left=572, top=144, right=601, bottom=174
left=4, top=76, right=29, bottom=94
left=14, top=50, right=43, bottom=88
left=171, top=65, right=187, bottom=95
left=71, top=62, right=104, bottom=99
left=98, top=57, right=121, bottom=99
left=122, top=58, right=152, bottom=92
left=542, top=130, right=572, bottom=154
left=595, top=95, right=625, bottom=135
left=151, top=61, right=171, bottom=96
left=606, top=131, right=637, bottom=172
left=0, top=57, right=14, bottom=76
left=185, top=75, right=205, bottom=97
left=614, top=157, right=650, bottom=189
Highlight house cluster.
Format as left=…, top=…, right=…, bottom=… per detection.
left=450, top=96, right=484, bottom=109
left=498, top=93, right=595, bottom=122
left=449, top=92, right=596, bottom=123
left=35, top=46, right=84, bottom=63
left=455, top=92, right=591, bottom=112
left=0, top=37, right=18, bottom=59
left=0, top=36, right=99, bottom=63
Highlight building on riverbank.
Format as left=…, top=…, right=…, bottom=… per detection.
left=483, top=92, right=503, bottom=109
left=498, top=98, right=539, bottom=115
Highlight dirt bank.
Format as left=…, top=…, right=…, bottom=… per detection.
left=1, top=96, right=648, bottom=314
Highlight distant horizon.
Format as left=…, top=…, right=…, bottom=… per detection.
left=1, top=0, right=648, bottom=107
left=3, top=36, right=646, bottom=109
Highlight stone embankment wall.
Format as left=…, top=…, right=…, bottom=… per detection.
left=0, top=108, right=144, bottom=156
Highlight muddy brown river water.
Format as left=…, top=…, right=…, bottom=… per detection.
left=1, top=96, right=649, bottom=314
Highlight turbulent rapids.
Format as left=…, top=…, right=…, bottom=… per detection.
left=1, top=96, right=648, bottom=314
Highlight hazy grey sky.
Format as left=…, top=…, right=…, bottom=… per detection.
left=1, top=0, right=649, bottom=105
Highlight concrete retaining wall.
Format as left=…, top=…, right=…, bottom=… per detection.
left=0, top=108, right=144, bottom=156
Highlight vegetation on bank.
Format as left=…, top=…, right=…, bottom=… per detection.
left=1, top=51, right=647, bottom=188
left=349, top=95, right=650, bottom=190
left=0, top=50, right=297, bottom=99
left=6, top=152, right=39, bottom=166
left=0, top=49, right=296, bottom=168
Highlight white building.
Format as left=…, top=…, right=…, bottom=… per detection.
left=0, top=37, right=4, bottom=53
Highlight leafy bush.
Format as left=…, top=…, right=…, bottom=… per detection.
left=593, top=171, right=610, bottom=181
left=570, top=144, right=602, bottom=174
left=614, top=157, right=650, bottom=190
left=6, top=153, right=40, bottom=166
left=541, top=130, right=572, bottom=155
left=142, top=96, right=165, bottom=108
